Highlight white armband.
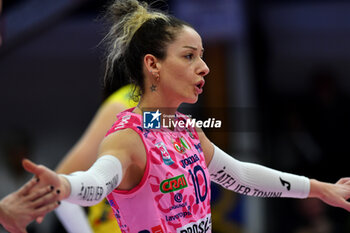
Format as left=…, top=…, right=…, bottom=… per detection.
left=208, top=144, right=310, bottom=198
left=60, top=155, right=122, bottom=206
left=55, top=201, right=93, bottom=233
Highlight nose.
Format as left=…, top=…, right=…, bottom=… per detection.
left=197, top=58, right=210, bottom=77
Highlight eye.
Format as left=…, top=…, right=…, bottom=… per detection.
left=184, top=54, right=194, bottom=60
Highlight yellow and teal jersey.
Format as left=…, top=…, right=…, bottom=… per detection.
left=103, top=84, right=138, bottom=108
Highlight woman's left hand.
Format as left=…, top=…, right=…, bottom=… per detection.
left=22, top=159, right=70, bottom=200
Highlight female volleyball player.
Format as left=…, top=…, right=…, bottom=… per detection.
left=21, top=0, right=350, bottom=232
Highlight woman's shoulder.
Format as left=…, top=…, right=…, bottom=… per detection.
left=101, top=127, right=145, bottom=158
left=104, top=127, right=141, bottom=144
left=105, top=109, right=142, bottom=136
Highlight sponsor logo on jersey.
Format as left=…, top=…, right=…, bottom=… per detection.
left=165, top=211, right=192, bottom=222
left=151, top=225, right=164, bottom=233
left=174, top=193, right=183, bottom=203
left=180, top=154, right=200, bottom=168
left=114, top=115, right=131, bottom=130
left=180, top=137, right=191, bottom=150
left=156, top=142, right=174, bottom=166
left=194, top=143, right=203, bottom=154
left=170, top=201, right=188, bottom=211
left=173, top=140, right=185, bottom=153
left=137, top=126, right=151, bottom=138
left=176, top=214, right=212, bottom=233
left=108, top=199, right=116, bottom=207
left=160, top=174, right=188, bottom=193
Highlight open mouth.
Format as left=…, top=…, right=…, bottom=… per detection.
left=196, top=80, right=205, bottom=89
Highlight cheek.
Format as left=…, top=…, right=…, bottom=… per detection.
left=164, top=59, right=189, bottom=77
left=161, top=61, right=193, bottom=91
left=164, top=69, right=187, bottom=86
left=172, top=74, right=192, bottom=93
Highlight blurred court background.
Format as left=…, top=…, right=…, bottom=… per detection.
left=1, top=0, right=350, bottom=232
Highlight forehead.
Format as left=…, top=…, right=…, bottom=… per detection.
left=168, top=26, right=203, bottom=51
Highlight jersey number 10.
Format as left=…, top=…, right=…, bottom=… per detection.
left=189, top=165, right=208, bottom=204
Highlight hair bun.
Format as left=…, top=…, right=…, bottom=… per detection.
left=107, top=0, right=144, bottom=23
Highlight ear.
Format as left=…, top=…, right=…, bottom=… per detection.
left=144, top=54, right=161, bottom=74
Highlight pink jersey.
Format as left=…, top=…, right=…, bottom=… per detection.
left=105, top=109, right=212, bottom=233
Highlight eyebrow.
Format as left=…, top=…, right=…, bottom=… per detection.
left=183, top=46, right=204, bottom=52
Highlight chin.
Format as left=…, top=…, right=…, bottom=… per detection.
left=183, top=96, right=199, bottom=104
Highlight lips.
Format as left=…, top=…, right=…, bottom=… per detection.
left=195, top=80, right=205, bottom=94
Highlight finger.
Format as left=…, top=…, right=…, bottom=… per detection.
left=17, top=178, right=38, bottom=196
left=22, top=159, right=45, bottom=176
left=7, top=226, right=27, bottom=233
left=31, top=188, right=59, bottom=208
left=337, top=177, right=350, bottom=185
left=341, top=199, right=350, bottom=212
left=34, top=201, right=60, bottom=218
left=36, top=216, right=44, bottom=224
left=25, top=185, right=54, bottom=202
left=14, top=228, right=27, bottom=233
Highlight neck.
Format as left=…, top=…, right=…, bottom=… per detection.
left=136, top=92, right=181, bottom=116
left=134, top=91, right=184, bottom=131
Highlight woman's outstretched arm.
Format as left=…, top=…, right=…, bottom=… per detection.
left=197, top=128, right=350, bottom=212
